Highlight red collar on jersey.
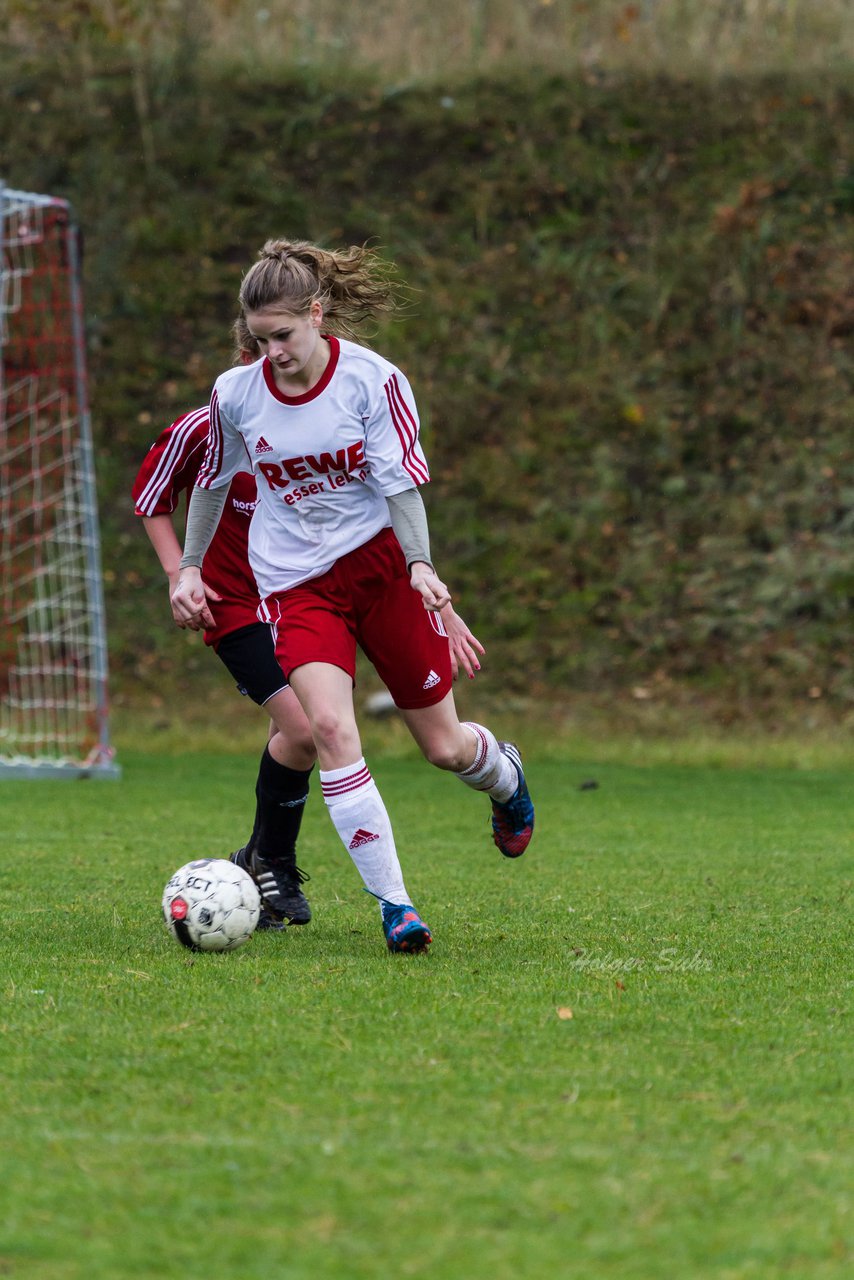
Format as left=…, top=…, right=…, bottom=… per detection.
left=262, top=334, right=340, bottom=406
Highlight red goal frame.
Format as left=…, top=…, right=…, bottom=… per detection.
left=0, top=181, right=119, bottom=778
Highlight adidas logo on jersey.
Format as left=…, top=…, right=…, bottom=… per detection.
left=422, top=670, right=441, bottom=690
left=255, top=436, right=274, bottom=455
left=349, top=828, right=380, bottom=849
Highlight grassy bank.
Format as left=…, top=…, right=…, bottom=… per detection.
left=1, top=58, right=852, bottom=715
left=8, top=0, right=854, bottom=80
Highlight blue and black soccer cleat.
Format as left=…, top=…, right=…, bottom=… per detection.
left=490, top=742, right=534, bottom=858
left=381, top=900, right=433, bottom=954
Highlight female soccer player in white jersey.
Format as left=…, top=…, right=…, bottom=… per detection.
left=135, top=394, right=484, bottom=930
left=171, top=239, right=534, bottom=953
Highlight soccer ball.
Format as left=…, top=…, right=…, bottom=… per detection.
left=162, top=858, right=261, bottom=952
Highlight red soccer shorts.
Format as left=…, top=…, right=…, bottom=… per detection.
left=260, top=527, right=452, bottom=710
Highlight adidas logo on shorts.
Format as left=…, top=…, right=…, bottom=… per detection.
left=349, top=828, right=380, bottom=849
left=255, top=435, right=274, bottom=454
left=422, top=669, right=441, bottom=690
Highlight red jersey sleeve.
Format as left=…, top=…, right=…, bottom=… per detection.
left=132, top=407, right=211, bottom=515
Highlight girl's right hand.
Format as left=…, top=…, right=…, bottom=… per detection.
left=169, top=567, right=220, bottom=631
left=409, top=562, right=451, bottom=612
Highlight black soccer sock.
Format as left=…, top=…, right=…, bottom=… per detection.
left=252, top=746, right=313, bottom=865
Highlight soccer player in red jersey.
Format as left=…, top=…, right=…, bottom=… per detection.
left=132, top=348, right=316, bottom=928
left=171, top=240, right=534, bottom=953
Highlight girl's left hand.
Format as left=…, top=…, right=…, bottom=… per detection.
left=409, top=562, right=451, bottom=612
left=440, top=605, right=485, bottom=681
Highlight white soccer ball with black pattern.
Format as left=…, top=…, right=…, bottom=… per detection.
left=162, top=858, right=261, bottom=952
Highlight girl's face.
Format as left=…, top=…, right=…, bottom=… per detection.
left=245, top=300, right=325, bottom=387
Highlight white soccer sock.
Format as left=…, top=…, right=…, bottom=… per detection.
left=456, top=722, right=518, bottom=802
left=320, top=758, right=410, bottom=907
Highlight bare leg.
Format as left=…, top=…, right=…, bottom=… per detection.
left=289, top=662, right=416, bottom=916
left=264, top=684, right=317, bottom=771
left=400, top=693, right=531, bottom=854
left=399, top=690, right=517, bottom=798
left=287, top=662, right=363, bottom=769
left=398, top=690, right=478, bottom=771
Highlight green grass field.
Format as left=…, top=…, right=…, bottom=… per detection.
left=1, top=742, right=851, bottom=1278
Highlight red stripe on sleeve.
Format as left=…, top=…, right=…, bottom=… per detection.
left=198, top=390, right=224, bottom=487
left=132, top=408, right=209, bottom=514
left=385, top=374, right=430, bottom=485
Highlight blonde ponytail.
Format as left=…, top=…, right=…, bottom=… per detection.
left=238, top=239, right=401, bottom=340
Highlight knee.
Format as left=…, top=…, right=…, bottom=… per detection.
left=293, top=729, right=318, bottom=769
left=267, top=701, right=317, bottom=768
left=268, top=728, right=316, bottom=772
left=273, top=715, right=316, bottom=762
left=310, top=707, right=357, bottom=759
left=293, top=722, right=317, bottom=761
left=421, top=739, right=468, bottom=773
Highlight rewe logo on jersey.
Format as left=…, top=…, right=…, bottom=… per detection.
left=422, top=670, right=441, bottom=690
left=349, top=828, right=380, bottom=849
left=257, top=440, right=366, bottom=488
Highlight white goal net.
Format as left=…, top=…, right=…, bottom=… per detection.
left=0, top=181, right=119, bottom=778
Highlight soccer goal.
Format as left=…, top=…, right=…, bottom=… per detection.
left=0, top=180, right=119, bottom=778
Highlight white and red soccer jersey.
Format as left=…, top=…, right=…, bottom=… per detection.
left=198, top=335, right=430, bottom=599
left=132, top=407, right=261, bottom=646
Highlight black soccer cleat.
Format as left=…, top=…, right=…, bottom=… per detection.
left=230, top=846, right=312, bottom=926
left=256, top=905, right=287, bottom=932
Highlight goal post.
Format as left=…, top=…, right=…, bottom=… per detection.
left=0, top=180, right=120, bottom=778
